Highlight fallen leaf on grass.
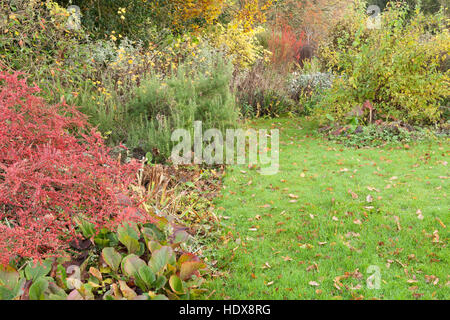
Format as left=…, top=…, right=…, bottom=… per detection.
left=432, top=230, right=440, bottom=243
left=416, top=209, right=424, bottom=220
left=367, top=186, right=380, bottom=192
left=348, top=189, right=358, bottom=199
left=394, top=216, right=401, bottom=231
left=435, top=217, right=446, bottom=228
left=308, top=281, right=320, bottom=287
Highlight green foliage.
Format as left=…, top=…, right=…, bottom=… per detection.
left=83, top=54, right=239, bottom=162
left=325, top=123, right=441, bottom=147
left=315, top=4, right=450, bottom=126
left=55, top=0, right=168, bottom=42
left=0, top=266, right=24, bottom=300
left=205, top=23, right=269, bottom=69
left=369, top=0, right=447, bottom=16
left=0, top=221, right=207, bottom=300
left=0, top=1, right=93, bottom=102
left=240, top=89, right=297, bottom=118
left=287, top=69, right=334, bottom=115
left=234, top=61, right=298, bottom=118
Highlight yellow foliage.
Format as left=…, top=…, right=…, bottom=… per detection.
left=205, top=22, right=270, bottom=69
left=171, top=0, right=226, bottom=27
left=232, top=0, right=275, bottom=32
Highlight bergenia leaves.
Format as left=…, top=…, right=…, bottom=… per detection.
left=102, top=247, right=122, bottom=272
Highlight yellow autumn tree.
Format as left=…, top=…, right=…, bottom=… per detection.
left=169, top=0, right=226, bottom=29
left=228, top=0, right=276, bottom=31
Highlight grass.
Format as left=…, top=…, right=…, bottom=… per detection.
left=204, top=117, right=449, bottom=300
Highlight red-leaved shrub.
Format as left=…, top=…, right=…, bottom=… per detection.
left=0, top=72, right=143, bottom=265
left=268, top=24, right=305, bottom=68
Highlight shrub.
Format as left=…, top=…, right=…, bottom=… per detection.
left=0, top=220, right=207, bottom=300
left=0, top=1, right=93, bottom=102
left=92, top=54, right=240, bottom=162
left=267, top=25, right=306, bottom=70
left=241, top=89, right=297, bottom=118
left=233, top=60, right=298, bottom=118
left=287, top=71, right=334, bottom=100
left=0, top=72, right=143, bottom=265
left=324, top=122, right=441, bottom=148
left=315, top=4, right=450, bottom=126
left=205, top=22, right=269, bottom=69
left=317, top=2, right=371, bottom=72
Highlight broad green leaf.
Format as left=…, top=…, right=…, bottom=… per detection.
left=153, top=275, right=167, bottom=290
left=0, top=287, right=16, bottom=300
left=177, top=253, right=198, bottom=266
left=118, top=222, right=141, bottom=253
left=47, top=282, right=68, bottom=300
left=180, top=261, right=206, bottom=281
left=119, top=234, right=141, bottom=254
left=147, top=240, right=162, bottom=254
left=29, top=278, right=49, bottom=300
left=121, top=254, right=146, bottom=278
left=173, top=230, right=190, bottom=244
left=169, top=275, right=185, bottom=295
left=25, top=260, right=52, bottom=281
left=118, top=280, right=137, bottom=300
left=138, top=265, right=156, bottom=286
left=0, top=265, right=20, bottom=289
left=102, top=247, right=122, bottom=272
left=149, top=246, right=173, bottom=274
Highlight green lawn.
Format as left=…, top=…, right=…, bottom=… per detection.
left=205, top=117, right=449, bottom=300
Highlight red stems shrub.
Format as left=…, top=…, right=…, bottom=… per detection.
left=268, top=24, right=305, bottom=68
left=0, top=72, right=143, bottom=265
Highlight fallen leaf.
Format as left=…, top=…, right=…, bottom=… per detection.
left=416, top=209, right=424, bottom=220
left=348, top=189, right=358, bottom=199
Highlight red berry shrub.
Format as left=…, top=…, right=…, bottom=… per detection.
left=0, top=72, right=143, bottom=265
